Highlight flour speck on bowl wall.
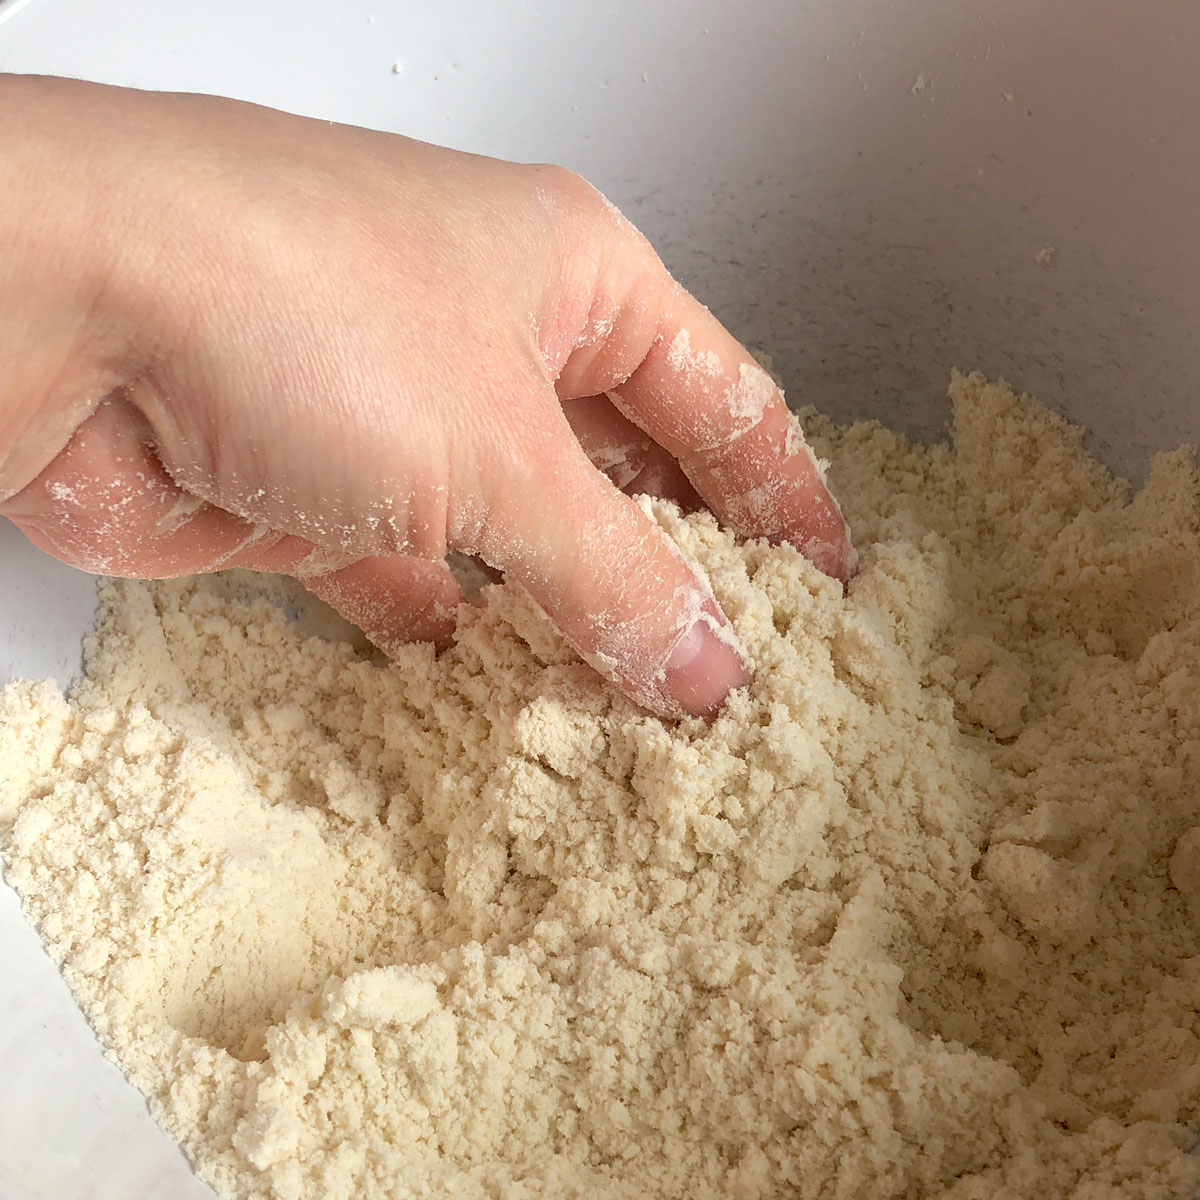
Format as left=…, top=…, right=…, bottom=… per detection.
left=3, top=1, right=1200, bottom=1198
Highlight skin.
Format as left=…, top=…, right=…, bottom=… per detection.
left=0, top=75, right=855, bottom=720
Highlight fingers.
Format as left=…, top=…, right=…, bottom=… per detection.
left=545, top=187, right=855, bottom=582
left=1, top=393, right=280, bottom=577
left=464, top=434, right=748, bottom=720
left=2, top=394, right=463, bottom=652
left=604, top=292, right=856, bottom=582
left=296, top=557, right=462, bottom=652
left=562, top=394, right=701, bottom=509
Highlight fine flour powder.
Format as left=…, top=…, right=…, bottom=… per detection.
left=3, top=372, right=1200, bottom=1199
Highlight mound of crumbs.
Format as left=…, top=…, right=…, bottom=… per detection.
left=4, top=371, right=1200, bottom=1200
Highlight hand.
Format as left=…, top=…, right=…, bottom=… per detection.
left=0, top=76, right=854, bottom=719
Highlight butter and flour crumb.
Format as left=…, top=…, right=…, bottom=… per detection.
left=3, top=370, right=1200, bottom=1199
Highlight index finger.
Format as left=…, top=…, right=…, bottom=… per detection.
left=605, top=289, right=857, bottom=582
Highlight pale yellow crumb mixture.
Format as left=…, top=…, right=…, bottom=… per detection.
left=3, top=372, right=1200, bottom=1200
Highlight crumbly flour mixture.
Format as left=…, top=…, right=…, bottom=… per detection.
left=3, top=372, right=1200, bottom=1199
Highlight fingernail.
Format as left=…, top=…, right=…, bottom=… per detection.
left=660, top=613, right=749, bottom=718
left=841, top=529, right=860, bottom=582
left=806, top=522, right=859, bottom=586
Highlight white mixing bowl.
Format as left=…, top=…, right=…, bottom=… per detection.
left=2, top=1, right=1197, bottom=1195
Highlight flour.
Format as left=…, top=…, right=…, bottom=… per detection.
left=3, top=371, right=1200, bottom=1199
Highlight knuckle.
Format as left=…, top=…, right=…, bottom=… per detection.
left=531, top=164, right=653, bottom=260
left=532, top=162, right=604, bottom=214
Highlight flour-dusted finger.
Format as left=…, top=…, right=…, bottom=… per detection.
left=606, top=292, right=856, bottom=582
left=562, top=393, right=701, bottom=509
left=297, top=556, right=463, bottom=652
left=458, top=412, right=747, bottom=720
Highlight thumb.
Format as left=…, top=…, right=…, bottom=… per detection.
left=470, top=439, right=748, bottom=720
